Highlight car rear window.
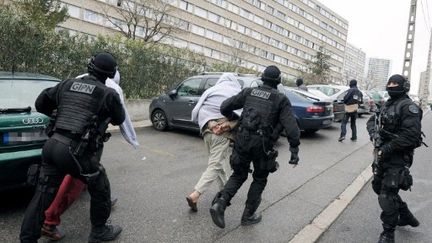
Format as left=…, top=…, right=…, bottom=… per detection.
left=284, top=89, right=311, bottom=103
left=0, top=79, right=58, bottom=109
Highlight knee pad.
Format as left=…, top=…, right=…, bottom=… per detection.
left=378, top=194, right=398, bottom=214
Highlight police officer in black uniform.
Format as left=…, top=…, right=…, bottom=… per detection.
left=338, top=79, right=363, bottom=142
left=210, top=65, right=301, bottom=228
left=366, top=74, right=422, bottom=243
left=20, top=52, right=125, bottom=243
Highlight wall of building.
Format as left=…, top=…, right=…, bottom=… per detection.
left=367, top=58, right=391, bottom=91
left=57, top=0, right=348, bottom=83
left=343, top=43, right=366, bottom=86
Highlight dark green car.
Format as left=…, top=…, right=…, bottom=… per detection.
left=0, top=72, right=60, bottom=191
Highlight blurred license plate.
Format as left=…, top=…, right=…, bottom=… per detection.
left=322, top=119, right=332, bottom=125
left=2, top=131, right=47, bottom=144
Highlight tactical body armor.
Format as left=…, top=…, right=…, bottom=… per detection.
left=55, top=76, right=109, bottom=135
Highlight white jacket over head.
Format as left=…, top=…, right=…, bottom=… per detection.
left=191, top=73, right=242, bottom=130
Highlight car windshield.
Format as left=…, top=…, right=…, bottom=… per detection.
left=0, top=79, right=58, bottom=109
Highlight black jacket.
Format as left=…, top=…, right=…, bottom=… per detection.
left=343, top=87, right=363, bottom=105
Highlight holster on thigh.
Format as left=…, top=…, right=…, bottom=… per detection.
left=372, top=175, right=382, bottom=195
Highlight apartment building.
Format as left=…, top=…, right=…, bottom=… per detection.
left=4, top=0, right=349, bottom=82
left=366, top=58, right=391, bottom=91
left=342, top=43, right=366, bottom=87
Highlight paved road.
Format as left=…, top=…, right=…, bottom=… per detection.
left=1, top=116, right=374, bottom=242
left=319, top=111, right=432, bottom=243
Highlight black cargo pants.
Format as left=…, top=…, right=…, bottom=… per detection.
left=372, top=166, right=411, bottom=229
left=20, top=134, right=111, bottom=243
left=221, top=129, right=271, bottom=208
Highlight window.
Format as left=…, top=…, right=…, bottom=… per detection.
left=204, top=78, right=218, bottom=90
left=194, top=6, right=207, bottom=18
left=178, top=78, right=202, bottom=96
left=67, top=5, right=80, bottom=18
left=83, top=10, right=102, bottom=24
left=191, top=25, right=205, bottom=36
left=208, top=12, right=219, bottom=22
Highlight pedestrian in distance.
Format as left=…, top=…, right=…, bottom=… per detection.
left=366, top=74, right=423, bottom=243
left=295, top=77, right=308, bottom=91
left=40, top=70, right=139, bottom=241
left=20, top=52, right=125, bottom=243
left=187, top=73, right=241, bottom=212
left=338, top=79, right=363, bottom=142
left=209, top=65, right=301, bottom=228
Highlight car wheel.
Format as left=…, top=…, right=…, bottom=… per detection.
left=151, top=109, right=168, bottom=131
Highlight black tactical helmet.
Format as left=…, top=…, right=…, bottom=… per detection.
left=88, top=52, right=118, bottom=80
left=349, top=79, right=357, bottom=87
left=296, top=78, right=304, bottom=87
left=386, top=74, right=410, bottom=98
left=261, top=65, right=281, bottom=85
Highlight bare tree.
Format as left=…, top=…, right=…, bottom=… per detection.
left=298, top=45, right=332, bottom=84
left=100, top=0, right=182, bottom=42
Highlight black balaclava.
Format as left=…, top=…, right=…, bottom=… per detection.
left=349, top=79, right=357, bottom=88
left=296, top=78, right=304, bottom=87
left=261, top=65, right=281, bottom=88
left=386, top=74, right=407, bottom=99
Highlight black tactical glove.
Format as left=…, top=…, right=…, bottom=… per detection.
left=289, top=146, right=299, bottom=165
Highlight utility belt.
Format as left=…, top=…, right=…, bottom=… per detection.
left=51, top=132, right=102, bottom=181
left=52, top=132, right=76, bottom=145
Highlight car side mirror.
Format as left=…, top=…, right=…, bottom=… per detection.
left=168, top=89, right=177, bottom=99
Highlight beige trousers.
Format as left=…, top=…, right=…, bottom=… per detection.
left=194, top=132, right=232, bottom=194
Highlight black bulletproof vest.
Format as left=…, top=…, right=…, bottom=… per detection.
left=55, top=76, right=107, bottom=135
left=242, top=87, right=279, bottom=131
left=380, top=98, right=413, bottom=134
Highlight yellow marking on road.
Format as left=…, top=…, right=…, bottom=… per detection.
left=141, top=145, right=175, bottom=157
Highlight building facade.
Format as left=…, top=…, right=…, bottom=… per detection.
left=2, top=0, right=349, bottom=82
left=342, top=43, right=366, bottom=87
left=366, top=58, right=391, bottom=91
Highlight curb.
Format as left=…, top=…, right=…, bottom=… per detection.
left=107, top=120, right=152, bottom=133
left=289, top=165, right=373, bottom=243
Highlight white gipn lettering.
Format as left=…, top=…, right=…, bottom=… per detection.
left=70, top=82, right=96, bottom=94
left=251, top=89, right=271, bottom=99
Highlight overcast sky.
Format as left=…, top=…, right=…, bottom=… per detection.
left=319, top=0, right=431, bottom=95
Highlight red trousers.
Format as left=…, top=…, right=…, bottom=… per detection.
left=44, top=175, right=86, bottom=226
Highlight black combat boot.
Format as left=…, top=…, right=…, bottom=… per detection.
left=398, top=210, right=420, bottom=227
left=377, top=225, right=395, bottom=243
left=88, top=224, right=122, bottom=243
left=241, top=207, right=262, bottom=226
left=210, top=194, right=229, bottom=228
left=241, top=199, right=262, bottom=226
